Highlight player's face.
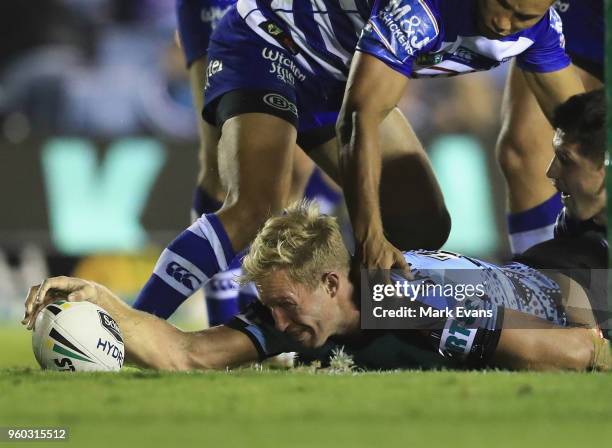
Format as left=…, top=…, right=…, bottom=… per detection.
left=546, top=129, right=606, bottom=221
left=476, top=0, right=553, bottom=38
left=257, top=270, right=339, bottom=348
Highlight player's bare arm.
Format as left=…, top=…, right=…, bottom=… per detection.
left=22, top=277, right=259, bottom=371
left=522, top=64, right=585, bottom=122
left=337, top=52, right=410, bottom=273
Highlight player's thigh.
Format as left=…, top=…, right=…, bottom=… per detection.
left=218, top=112, right=297, bottom=208
left=188, top=57, right=223, bottom=187
left=377, top=108, right=450, bottom=249
left=377, top=108, right=445, bottom=212
left=288, top=146, right=316, bottom=204
left=308, top=108, right=450, bottom=249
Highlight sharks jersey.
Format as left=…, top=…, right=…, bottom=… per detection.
left=177, top=0, right=235, bottom=66
left=358, top=0, right=570, bottom=78
left=226, top=249, right=567, bottom=369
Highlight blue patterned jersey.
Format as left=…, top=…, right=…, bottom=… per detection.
left=235, top=0, right=569, bottom=80
left=235, top=0, right=373, bottom=80
left=358, top=0, right=570, bottom=78
left=177, top=0, right=236, bottom=66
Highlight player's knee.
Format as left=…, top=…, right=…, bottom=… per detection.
left=223, top=191, right=286, bottom=232
left=571, top=330, right=600, bottom=371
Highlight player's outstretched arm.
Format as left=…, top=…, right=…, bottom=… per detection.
left=522, top=65, right=585, bottom=123
left=337, top=52, right=410, bottom=273
left=22, top=277, right=260, bottom=371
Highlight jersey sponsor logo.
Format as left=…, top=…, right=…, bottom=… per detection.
left=440, top=319, right=477, bottom=357
left=263, top=94, right=298, bottom=117
left=415, top=52, right=443, bottom=66
left=97, top=310, right=123, bottom=344
left=261, top=48, right=306, bottom=86
left=553, top=0, right=569, bottom=13
left=205, top=59, right=223, bottom=89
left=165, top=261, right=202, bottom=291
left=258, top=21, right=300, bottom=55
left=371, top=0, right=438, bottom=61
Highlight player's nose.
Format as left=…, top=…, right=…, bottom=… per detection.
left=546, top=155, right=560, bottom=180
left=492, top=15, right=512, bottom=35
left=271, top=307, right=291, bottom=332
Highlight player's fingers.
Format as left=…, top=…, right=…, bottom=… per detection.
left=22, top=285, right=40, bottom=325
left=394, top=253, right=413, bottom=280
left=28, top=276, right=75, bottom=329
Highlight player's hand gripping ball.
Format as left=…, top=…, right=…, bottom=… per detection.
left=32, top=301, right=124, bottom=372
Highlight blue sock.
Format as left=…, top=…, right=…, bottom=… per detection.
left=192, top=186, right=223, bottom=217
left=204, top=268, right=241, bottom=326
left=134, top=213, right=235, bottom=318
left=303, top=168, right=342, bottom=214
left=203, top=250, right=245, bottom=326
left=508, top=192, right=563, bottom=255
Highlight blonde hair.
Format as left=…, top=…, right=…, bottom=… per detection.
left=241, top=200, right=350, bottom=289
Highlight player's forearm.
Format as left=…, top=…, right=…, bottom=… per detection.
left=87, top=284, right=196, bottom=371
left=337, top=108, right=385, bottom=242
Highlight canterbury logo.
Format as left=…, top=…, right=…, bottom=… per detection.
left=166, top=262, right=201, bottom=291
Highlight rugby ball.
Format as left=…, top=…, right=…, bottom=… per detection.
left=32, top=300, right=124, bottom=372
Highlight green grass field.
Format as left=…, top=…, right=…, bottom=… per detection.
left=1, top=325, right=611, bottom=448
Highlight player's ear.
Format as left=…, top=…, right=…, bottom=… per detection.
left=322, top=272, right=340, bottom=298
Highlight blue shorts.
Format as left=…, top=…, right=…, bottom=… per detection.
left=202, top=6, right=345, bottom=150
left=556, top=0, right=603, bottom=80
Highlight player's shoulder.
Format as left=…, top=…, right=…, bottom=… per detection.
left=519, top=6, right=563, bottom=41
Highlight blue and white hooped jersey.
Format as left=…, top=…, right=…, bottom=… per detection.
left=234, top=0, right=569, bottom=81
left=358, top=0, right=570, bottom=78
left=235, top=0, right=372, bottom=80
left=177, top=0, right=236, bottom=66
left=553, top=0, right=603, bottom=68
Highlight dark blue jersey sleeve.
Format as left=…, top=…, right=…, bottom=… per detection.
left=356, top=0, right=441, bottom=77
left=516, top=8, right=571, bottom=73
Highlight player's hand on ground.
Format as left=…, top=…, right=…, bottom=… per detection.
left=22, top=276, right=99, bottom=330
left=355, top=234, right=411, bottom=284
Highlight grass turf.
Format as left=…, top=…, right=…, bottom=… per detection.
left=1, top=326, right=611, bottom=448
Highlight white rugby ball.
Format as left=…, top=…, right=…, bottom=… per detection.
left=32, top=300, right=124, bottom=372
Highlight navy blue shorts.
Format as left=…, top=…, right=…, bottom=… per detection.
left=203, top=7, right=345, bottom=150
left=176, top=0, right=235, bottom=67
